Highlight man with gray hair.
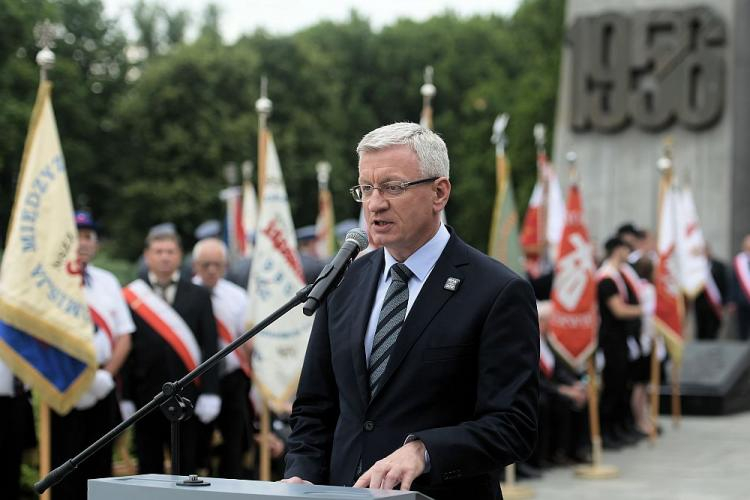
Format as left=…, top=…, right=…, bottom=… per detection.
left=284, top=123, right=539, bottom=499
left=192, top=237, right=253, bottom=478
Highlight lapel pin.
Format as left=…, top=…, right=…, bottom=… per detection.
left=444, top=277, right=461, bottom=291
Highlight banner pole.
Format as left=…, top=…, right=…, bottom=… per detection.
left=649, top=336, right=662, bottom=444
left=575, top=357, right=618, bottom=479
left=259, top=399, right=271, bottom=481
left=500, top=463, right=534, bottom=499
left=671, top=359, right=682, bottom=429
left=39, top=402, right=51, bottom=500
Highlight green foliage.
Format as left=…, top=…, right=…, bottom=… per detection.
left=0, top=0, right=564, bottom=258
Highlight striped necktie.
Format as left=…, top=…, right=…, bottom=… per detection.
left=368, top=263, right=413, bottom=397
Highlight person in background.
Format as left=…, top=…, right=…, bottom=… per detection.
left=0, top=359, right=36, bottom=500
left=120, top=226, right=221, bottom=474
left=695, top=246, right=729, bottom=340
left=729, top=235, right=750, bottom=340
left=192, top=238, right=254, bottom=478
left=596, top=237, right=643, bottom=449
left=296, top=225, right=327, bottom=285
left=51, top=211, right=135, bottom=500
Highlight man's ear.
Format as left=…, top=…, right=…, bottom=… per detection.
left=433, top=177, right=451, bottom=211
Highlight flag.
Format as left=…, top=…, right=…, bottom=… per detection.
left=314, top=163, right=336, bottom=259
left=220, top=186, right=245, bottom=258
left=487, top=151, right=524, bottom=276
left=241, top=178, right=258, bottom=257
left=548, top=183, right=598, bottom=370
left=0, top=81, right=96, bottom=414
left=246, top=133, right=313, bottom=410
left=654, top=181, right=684, bottom=361
left=675, top=185, right=709, bottom=298
left=520, top=152, right=565, bottom=276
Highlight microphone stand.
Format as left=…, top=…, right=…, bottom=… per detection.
left=35, top=283, right=314, bottom=494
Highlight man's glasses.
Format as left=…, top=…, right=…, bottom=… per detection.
left=349, top=177, right=438, bottom=203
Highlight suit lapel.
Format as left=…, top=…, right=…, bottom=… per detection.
left=349, top=250, right=384, bottom=407
left=370, top=234, right=469, bottom=403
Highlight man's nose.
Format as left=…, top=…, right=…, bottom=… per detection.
left=367, top=189, right=389, bottom=212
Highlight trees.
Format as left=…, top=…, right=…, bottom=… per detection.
left=0, top=0, right=564, bottom=259
left=0, top=0, right=129, bottom=246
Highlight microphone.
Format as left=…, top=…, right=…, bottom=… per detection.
left=303, top=228, right=369, bottom=316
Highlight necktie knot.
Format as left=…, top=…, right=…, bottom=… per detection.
left=390, top=263, right=413, bottom=284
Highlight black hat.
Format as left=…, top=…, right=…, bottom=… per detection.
left=604, top=236, right=628, bottom=256
left=75, top=210, right=98, bottom=232
left=617, top=222, right=645, bottom=239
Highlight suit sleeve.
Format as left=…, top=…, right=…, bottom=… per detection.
left=284, top=298, right=340, bottom=483
left=196, top=289, right=220, bottom=395
left=413, top=276, right=539, bottom=482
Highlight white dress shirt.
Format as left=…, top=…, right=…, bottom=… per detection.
left=364, top=224, right=450, bottom=364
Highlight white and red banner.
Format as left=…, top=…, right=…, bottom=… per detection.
left=246, top=133, right=313, bottom=410
left=675, top=186, right=709, bottom=298
left=520, top=152, right=565, bottom=276
left=654, top=183, right=684, bottom=358
left=548, top=184, right=598, bottom=370
left=124, top=279, right=201, bottom=373
left=220, top=186, right=246, bottom=258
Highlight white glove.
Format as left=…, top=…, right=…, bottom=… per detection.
left=194, top=394, right=221, bottom=424
left=75, top=390, right=98, bottom=410
left=120, top=400, right=136, bottom=420
left=93, top=331, right=112, bottom=365
left=90, top=369, right=115, bottom=400
left=74, top=369, right=114, bottom=410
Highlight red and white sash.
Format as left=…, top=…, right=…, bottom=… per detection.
left=704, top=266, right=723, bottom=318
left=595, top=261, right=627, bottom=301
left=88, top=304, right=114, bottom=349
left=619, top=263, right=643, bottom=303
left=124, top=279, right=201, bottom=373
left=211, top=291, right=251, bottom=378
left=734, top=253, right=750, bottom=302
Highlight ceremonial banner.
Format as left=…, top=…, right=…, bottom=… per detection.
left=242, top=178, right=258, bottom=257
left=220, top=186, right=245, bottom=258
left=654, top=183, right=684, bottom=360
left=675, top=186, right=709, bottom=298
left=246, top=133, right=313, bottom=410
left=0, top=82, right=96, bottom=414
left=549, top=184, right=598, bottom=369
left=487, top=151, right=524, bottom=276
left=520, top=153, right=565, bottom=274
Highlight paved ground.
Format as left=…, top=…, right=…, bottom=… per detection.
left=518, top=413, right=750, bottom=500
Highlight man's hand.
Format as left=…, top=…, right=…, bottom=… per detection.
left=354, top=440, right=426, bottom=491
left=280, top=477, right=312, bottom=485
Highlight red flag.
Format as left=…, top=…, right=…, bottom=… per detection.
left=548, top=184, right=598, bottom=370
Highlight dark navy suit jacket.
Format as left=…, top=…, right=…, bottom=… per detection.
left=285, top=230, right=539, bottom=500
